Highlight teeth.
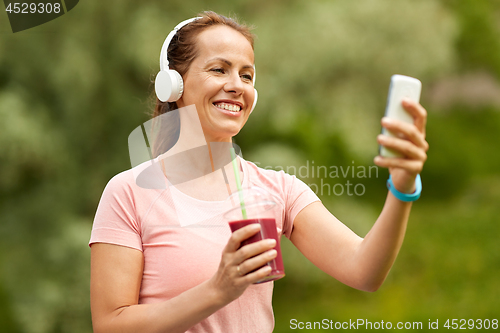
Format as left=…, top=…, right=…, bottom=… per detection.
left=214, top=102, right=241, bottom=112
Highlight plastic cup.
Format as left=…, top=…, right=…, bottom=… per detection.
left=224, top=187, right=285, bottom=283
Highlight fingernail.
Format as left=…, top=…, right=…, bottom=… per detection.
left=251, top=224, right=261, bottom=230
left=268, top=249, right=277, bottom=258
left=382, top=117, right=392, bottom=124
left=266, top=239, right=276, bottom=246
left=374, top=156, right=382, bottom=163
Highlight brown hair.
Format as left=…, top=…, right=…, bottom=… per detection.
left=152, top=11, right=255, bottom=118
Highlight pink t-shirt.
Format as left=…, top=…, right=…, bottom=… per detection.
left=89, top=157, right=320, bottom=332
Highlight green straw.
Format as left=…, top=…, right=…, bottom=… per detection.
left=230, top=147, right=247, bottom=219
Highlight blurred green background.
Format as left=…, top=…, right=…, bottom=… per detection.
left=1, top=0, right=499, bottom=332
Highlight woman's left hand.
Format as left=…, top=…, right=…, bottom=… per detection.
left=374, top=98, right=429, bottom=194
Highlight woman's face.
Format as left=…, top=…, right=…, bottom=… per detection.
left=176, top=25, right=255, bottom=143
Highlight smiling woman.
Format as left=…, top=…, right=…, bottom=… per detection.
left=89, top=10, right=429, bottom=333
left=176, top=24, right=256, bottom=142
left=153, top=13, right=256, bottom=119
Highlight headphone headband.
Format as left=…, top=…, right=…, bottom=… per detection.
left=160, top=17, right=202, bottom=71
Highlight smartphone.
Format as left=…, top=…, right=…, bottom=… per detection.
left=379, top=74, right=422, bottom=158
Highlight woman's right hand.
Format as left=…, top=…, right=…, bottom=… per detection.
left=208, top=223, right=278, bottom=304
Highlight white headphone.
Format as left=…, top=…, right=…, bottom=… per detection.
left=154, top=17, right=258, bottom=113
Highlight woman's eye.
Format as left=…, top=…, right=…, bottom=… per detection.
left=211, top=68, right=225, bottom=74
left=242, top=74, right=253, bottom=81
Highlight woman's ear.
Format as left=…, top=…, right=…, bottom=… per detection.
left=250, top=89, right=258, bottom=114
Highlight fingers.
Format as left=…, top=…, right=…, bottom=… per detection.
left=232, top=238, right=277, bottom=286
left=374, top=156, right=424, bottom=175
left=378, top=100, right=429, bottom=164
left=235, top=246, right=276, bottom=285
left=377, top=100, right=429, bottom=179
left=237, top=238, right=276, bottom=262
left=241, top=265, right=273, bottom=282
left=236, top=249, right=277, bottom=277
left=401, top=98, right=428, bottom=136
left=222, top=224, right=277, bottom=284
left=381, top=117, right=429, bottom=152
left=224, top=223, right=261, bottom=253
left=377, top=134, right=427, bottom=161
left=211, top=234, right=276, bottom=303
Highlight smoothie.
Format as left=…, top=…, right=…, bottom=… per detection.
left=229, top=218, right=285, bottom=283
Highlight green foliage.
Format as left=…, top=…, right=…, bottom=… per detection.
left=1, top=0, right=499, bottom=332
left=452, top=0, right=500, bottom=76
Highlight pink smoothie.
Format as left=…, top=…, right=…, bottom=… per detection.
left=229, top=218, right=285, bottom=283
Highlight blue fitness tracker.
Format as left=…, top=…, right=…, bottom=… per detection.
left=387, top=174, right=422, bottom=202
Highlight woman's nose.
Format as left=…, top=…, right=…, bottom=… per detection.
left=223, top=72, right=244, bottom=95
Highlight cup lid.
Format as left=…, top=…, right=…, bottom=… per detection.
left=226, top=186, right=275, bottom=205
left=224, top=186, right=277, bottom=219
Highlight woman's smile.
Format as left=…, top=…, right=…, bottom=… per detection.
left=176, top=25, right=255, bottom=142
left=212, top=100, right=243, bottom=115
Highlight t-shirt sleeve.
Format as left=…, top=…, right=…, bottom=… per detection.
left=89, top=172, right=143, bottom=251
left=282, top=173, right=321, bottom=239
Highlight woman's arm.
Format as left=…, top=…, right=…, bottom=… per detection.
left=289, top=195, right=411, bottom=292
left=290, top=99, right=428, bottom=292
left=90, top=223, right=277, bottom=333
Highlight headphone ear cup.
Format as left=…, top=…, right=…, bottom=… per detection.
left=155, top=70, right=184, bottom=102
left=250, top=88, right=258, bottom=114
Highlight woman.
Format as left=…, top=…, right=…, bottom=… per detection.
left=89, top=11, right=428, bottom=333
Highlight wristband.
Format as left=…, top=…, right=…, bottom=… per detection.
left=386, top=174, right=422, bottom=202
